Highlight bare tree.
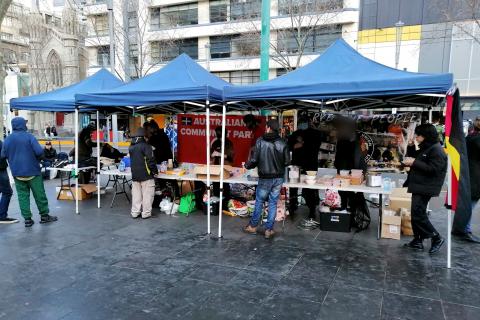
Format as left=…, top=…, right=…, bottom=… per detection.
left=447, top=0, right=480, bottom=44
left=86, top=0, right=180, bottom=80
left=226, top=0, right=343, bottom=72
left=0, top=0, right=13, bottom=135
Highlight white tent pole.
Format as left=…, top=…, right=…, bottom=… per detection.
left=218, top=103, right=227, bottom=238
left=75, top=108, right=79, bottom=214
left=206, top=101, right=211, bottom=235
left=97, top=110, right=101, bottom=208
left=447, top=155, right=452, bottom=269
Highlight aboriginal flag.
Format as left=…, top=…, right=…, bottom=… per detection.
left=445, top=89, right=472, bottom=233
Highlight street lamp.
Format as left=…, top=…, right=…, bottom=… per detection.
left=395, top=20, right=404, bottom=69
left=107, top=0, right=115, bottom=74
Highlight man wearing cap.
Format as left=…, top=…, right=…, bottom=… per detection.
left=42, top=141, right=57, bottom=178
left=129, top=127, right=158, bottom=219
left=243, top=119, right=290, bottom=239
left=1, top=117, right=56, bottom=227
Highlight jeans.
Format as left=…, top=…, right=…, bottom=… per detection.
left=0, top=170, right=13, bottom=219
left=466, top=199, right=479, bottom=233
left=411, top=194, right=439, bottom=240
left=249, top=178, right=284, bottom=230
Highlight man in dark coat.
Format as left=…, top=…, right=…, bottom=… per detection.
left=243, top=119, right=290, bottom=239
left=129, top=128, right=158, bottom=219
left=460, top=118, right=480, bottom=243
left=402, top=124, right=447, bottom=254
left=287, top=116, right=323, bottom=219
left=144, top=120, right=172, bottom=164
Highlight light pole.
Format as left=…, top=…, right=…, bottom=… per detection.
left=107, top=0, right=115, bottom=74
left=205, top=43, right=211, bottom=71
left=395, top=20, right=404, bottom=69
left=260, top=0, right=271, bottom=81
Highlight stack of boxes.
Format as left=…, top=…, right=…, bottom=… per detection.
left=381, top=188, right=413, bottom=240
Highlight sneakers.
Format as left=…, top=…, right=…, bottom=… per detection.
left=243, top=224, right=257, bottom=235
left=403, top=238, right=424, bottom=250
left=264, top=229, right=275, bottom=239
left=429, top=236, right=445, bottom=254
left=25, top=219, right=34, bottom=228
left=0, top=217, right=19, bottom=224
left=40, top=214, right=58, bottom=224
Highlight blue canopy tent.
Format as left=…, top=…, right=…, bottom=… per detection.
left=224, top=39, right=453, bottom=111
left=76, top=54, right=230, bottom=113
left=217, top=39, right=456, bottom=243
left=10, top=68, right=124, bottom=112
left=9, top=68, right=124, bottom=215
left=76, top=54, right=232, bottom=235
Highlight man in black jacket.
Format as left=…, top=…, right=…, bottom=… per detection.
left=243, top=119, right=290, bottom=239
left=288, top=116, right=323, bottom=219
left=460, top=118, right=480, bottom=243
left=129, top=128, right=158, bottom=219
left=403, top=124, right=447, bottom=254
left=144, top=120, right=172, bottom=164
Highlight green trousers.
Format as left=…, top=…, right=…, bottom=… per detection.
left=14, top=176, right=49, bottom=219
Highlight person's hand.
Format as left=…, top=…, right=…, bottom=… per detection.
left=402, top=157, right=415, bottom=166
left=211, top=151, right=221, bottom=157
left=294, top=142, right=303, bottom=149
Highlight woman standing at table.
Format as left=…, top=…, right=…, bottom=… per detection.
left=402, top=124, right=447, bottom=254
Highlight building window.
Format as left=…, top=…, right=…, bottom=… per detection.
left=210, top=0, right=229, bottom=23
left=213, top=70, right=260, bottom=84
left=151, top=38, right=198, bottom=63
left=277, top=24, right=342, bottom=54
left=97, top=46, right=110, bottom=66
left=210, top=34, right=260, bottom=58
left=129, top=43, right=138, bottom=65
left=128, top=11, right=137, bottom=31
left=91, top=14, right=108, bottom=36
left=150, top=3, right=198, bottom=30
left=230, top=0, right=261, bottom=21
left=47, top=50, right=63, bottom=87
left=278, top=0, right=343, bottom=16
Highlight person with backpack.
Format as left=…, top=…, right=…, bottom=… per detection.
left=129, top=128, right=158, bottom=219
left=243, top=119, right=290, bottom=239
left=1, top=117, right=57, bottom=227
left=0, top=140, right=17, bottom=224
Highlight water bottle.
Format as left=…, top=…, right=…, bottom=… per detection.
left=119, top=159, right=126, bottom=172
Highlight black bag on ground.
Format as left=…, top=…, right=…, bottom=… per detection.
left=350, top=193, right=371, bottom=232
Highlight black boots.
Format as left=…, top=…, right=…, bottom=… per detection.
left=404, top=238, right=424, bottom=250
left=40, top=214, right=58, bottom=224
left=429, top=235, right=445, bottom=254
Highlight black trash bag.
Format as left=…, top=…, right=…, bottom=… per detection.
left=350, top=193, right=371, bottom=232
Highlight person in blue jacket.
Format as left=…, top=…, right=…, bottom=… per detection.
left=0, top=117, right=57, bottom=227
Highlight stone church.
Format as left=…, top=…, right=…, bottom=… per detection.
left=22, top=2, right=87, bottom=134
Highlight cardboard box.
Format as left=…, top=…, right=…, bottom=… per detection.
left=194, top=165, right=230, bottom=180
left=57, top=184, right=96, bottom=201
left=402, top=225, right=414, bottom=236
left=389, top=188, right=412, bottom=212
left=381, top=210, right=401, bottom=240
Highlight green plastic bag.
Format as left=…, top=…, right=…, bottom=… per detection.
left=178, top=192, right=196, bottom=215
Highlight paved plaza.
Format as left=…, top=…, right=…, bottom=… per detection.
left=1, top=180, right=479, bottom=320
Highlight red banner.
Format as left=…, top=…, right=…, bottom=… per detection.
left=177, top=114, right=265, bottom=166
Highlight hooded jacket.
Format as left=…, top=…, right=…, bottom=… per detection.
left=1, top=117, right=43, bottom=177
left=129, top=133, right=158, bottom=182
left=467, top=131, right=480, bottom=200
left=245, top=132, right=290, bottom=179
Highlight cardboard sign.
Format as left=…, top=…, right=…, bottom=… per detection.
left=177, top=114, right=265, bottom=166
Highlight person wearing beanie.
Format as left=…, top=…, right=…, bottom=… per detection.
left=243, top=119, right=290, bottom=239
left=0, top=117, right=56, bottom=227
left=129, top=127, right=158, bottom=219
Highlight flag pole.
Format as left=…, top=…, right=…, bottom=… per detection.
left=447, top=155, right=452, bottom=269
